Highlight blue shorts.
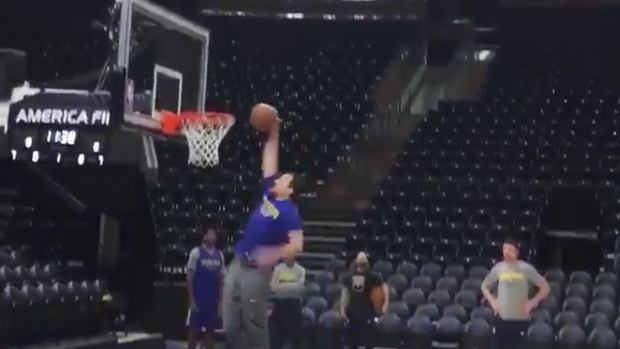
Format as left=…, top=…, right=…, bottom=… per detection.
left=187, top=303, right=220, bottom=332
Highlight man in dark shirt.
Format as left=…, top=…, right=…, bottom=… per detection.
left=340, top=252, right=387, bottom=349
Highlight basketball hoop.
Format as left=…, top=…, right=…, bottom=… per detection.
left=161, top=111, right=235, bottom=167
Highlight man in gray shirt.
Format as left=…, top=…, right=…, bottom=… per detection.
left=269, top=256, right=306, bottom=349
left=270, top=257, right=306, bottom=298
left=481, top=237, right=549, bottom=349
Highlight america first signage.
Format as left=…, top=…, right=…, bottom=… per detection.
left=13, top=108, right=110, bottom=127
left=8, top=89, right=115, bottom=129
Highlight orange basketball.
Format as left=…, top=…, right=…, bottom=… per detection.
left=250, top=103, right=278, bottom=132
left=370, top=286, right=385, bottom=313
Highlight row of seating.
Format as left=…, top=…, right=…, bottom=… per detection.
left=307, top=310, right=618, bottom=349
left=293, top=260, right=620, bottom=349
left=358, top=62, right=620, bottom=264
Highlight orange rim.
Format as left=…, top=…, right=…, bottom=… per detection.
left=160, top=111, right=234, bottom=134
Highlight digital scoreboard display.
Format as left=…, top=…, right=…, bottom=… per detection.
left=6, top=88, right=117, bottom=166
left=10, top=128, right=108, bottom=165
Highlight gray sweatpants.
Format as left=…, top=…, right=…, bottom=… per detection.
left=223, top=259, right=272, bottom=349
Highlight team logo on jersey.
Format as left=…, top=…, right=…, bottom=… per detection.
left=352, top=275, right=365, bottom=292
left=200, top=258, right=221, bottom=270
left=260, top=199, right=279, bottom=218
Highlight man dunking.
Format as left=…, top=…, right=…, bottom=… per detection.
left=186, top=228, right=224, bottom=349
left=481, top=237, right=550, bottom=349
left=222, top=105, right=305, bottom=349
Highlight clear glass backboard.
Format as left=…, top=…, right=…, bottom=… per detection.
left=117, top=0, right=210, bottom=131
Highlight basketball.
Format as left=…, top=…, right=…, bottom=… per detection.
left=250, top=103, right=278, bottom=132
left=370, top=286, right=385, bottom=313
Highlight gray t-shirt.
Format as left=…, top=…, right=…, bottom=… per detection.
left=270, top=262, right=306, bottom=298
left=483, top=260, right=544, bottom=320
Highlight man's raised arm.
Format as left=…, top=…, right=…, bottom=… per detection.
left=260, top=104, right=280, bottom=178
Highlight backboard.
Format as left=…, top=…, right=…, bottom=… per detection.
left=117, top=0, right=210, bottom=133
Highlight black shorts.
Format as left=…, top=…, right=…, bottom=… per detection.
left=494, top=319, right=530, bottom=349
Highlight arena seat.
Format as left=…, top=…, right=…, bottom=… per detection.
left=531, top=308, right=552, bottom=325
left=404, top=314, right=434, bottom=348
left=152, top=19, right=408, bottom=277
left=558, top=324, right=587, bottom=349
left=527, top=322, right=555, bottom=349
left=462, top=318, right=492, bottom=349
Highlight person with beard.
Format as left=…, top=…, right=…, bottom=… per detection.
left=186, top=228, right=224, bottom=349
left=340, top=252, right=388, bottom=349
left=481, top=237, right=549, bottom=349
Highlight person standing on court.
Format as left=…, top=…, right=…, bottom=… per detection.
left=222, top=104, right=305, bottom=349
left=481, top=237, right=550, bottom=349
left=269, top=256, right=306, bottom=349
left=186, top=228, right=225, bottom=349
left=340, top=252, right=389, bottom=349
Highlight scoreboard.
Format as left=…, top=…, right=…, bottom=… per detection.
left=10, top=128, right=108, bottom=165
left=6, top=87, right=118, bottom=166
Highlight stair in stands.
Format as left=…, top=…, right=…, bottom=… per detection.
left=298, top=209, right=356, bottom=274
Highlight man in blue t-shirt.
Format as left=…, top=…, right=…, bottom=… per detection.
left=186, top=228, right=224, bottom=349
left=222, top=104, right=304, bottom=349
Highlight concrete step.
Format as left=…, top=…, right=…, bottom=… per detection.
left=297, top=251, right=334, bottom=259
left=305, top=235, right=346, bottom=255
left=304, top=221, right=356, bottom=239
left=305, top=210, right=356, bottom=222
left=297, top=251, right=335, bottom=275
left=305, top=235, right=345, bottom=243
left=304, top=220, right=355, bottom=228
left=305, top=241, right=343, bottom=255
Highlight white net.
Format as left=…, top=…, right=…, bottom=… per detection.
left=180, top=114, right=235, bottom=167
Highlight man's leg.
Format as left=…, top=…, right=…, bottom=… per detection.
left=239, top=265, right=272, bottom=349
left=270, top=299, right=285, bottom=349
left=495, top=319, right=524, bottom=349
left=346, top=317, right=363, bottom=349
left=187, top=309, right=202, bottom=349
left=510, top=320, right=530, bottom=349
left=223, top=261, right=247, bottom=349
left=279, top=298, right=302, bottom=349
left=361, top=318, right=375, bottom=349
left=201, top=303, right=219, bottom=349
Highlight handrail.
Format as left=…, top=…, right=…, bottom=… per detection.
left=24, top=162, right=86, bottom=213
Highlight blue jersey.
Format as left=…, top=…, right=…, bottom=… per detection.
left=235, top=175, right=302, bottom=261
left=190, top=246, right=224, bottom=305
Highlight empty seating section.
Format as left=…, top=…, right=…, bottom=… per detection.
left=305, top=259, right=620, bottom=348
left=353, top=65, right=620, bottom=267
left=0, top=247, right=109, bottom=347
left=0, top=168, right=108, bottom=346
left=0, top=0, right=109, bottom=84
left=153, top=20, right=408, bottom=277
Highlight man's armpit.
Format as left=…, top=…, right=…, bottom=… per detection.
left=372, top=274, right=383, bottom=288
left=482, top=267, right=499, bottom=287
left=186, top=248, right=200, bottom=271
left=524, top=264, right=545, bottom=285
left=288, top=230, right=303, bottom=250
